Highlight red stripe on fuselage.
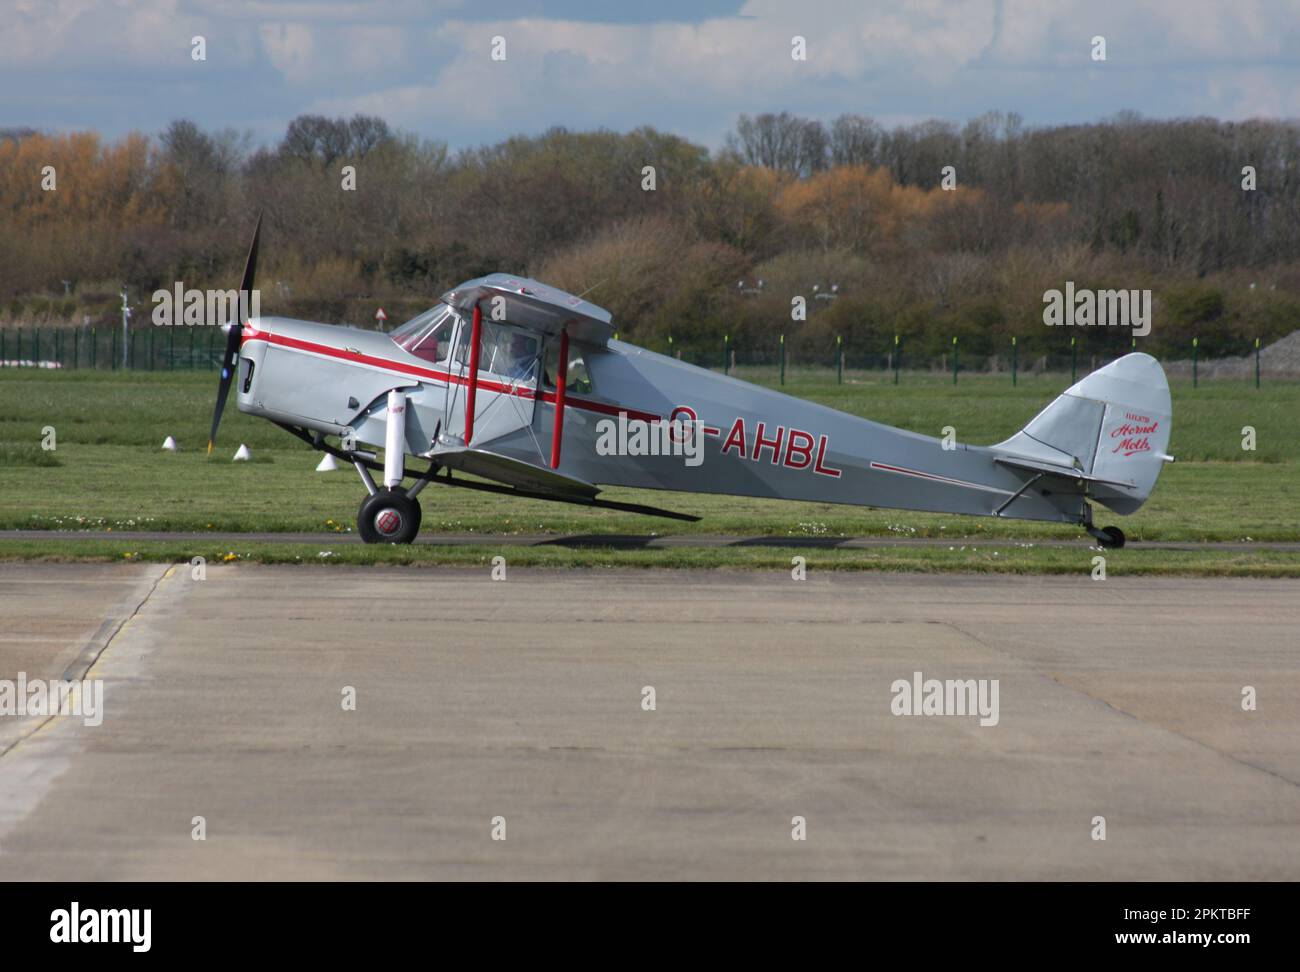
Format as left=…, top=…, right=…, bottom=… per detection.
left=241, top=328, right=662, bottom=423
left=869, top=461, right=1010, bottom=495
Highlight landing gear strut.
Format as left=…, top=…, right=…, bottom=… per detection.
left=351, top=388, right=429, bottom=544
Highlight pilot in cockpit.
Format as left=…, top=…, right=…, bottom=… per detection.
left=501, top=332, right=539, bottom=381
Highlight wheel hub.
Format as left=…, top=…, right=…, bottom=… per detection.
left=375, top=508, right=402, bottom=536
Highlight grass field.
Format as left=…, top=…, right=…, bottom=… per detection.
left=0, top=367, right=1296, bottom=572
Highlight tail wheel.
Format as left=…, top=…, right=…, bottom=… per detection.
left=357, top=487, right=421, bottom=544
left=1096, top=525, right=1126, bottom=549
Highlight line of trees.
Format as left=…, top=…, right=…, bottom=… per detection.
left=1, top=110, right=1297, bottom=361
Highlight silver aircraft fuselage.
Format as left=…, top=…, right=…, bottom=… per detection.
left=234, top=304, right=1166, bottom=527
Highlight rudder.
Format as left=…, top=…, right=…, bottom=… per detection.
left=994, top=353, right=1172, bottom=515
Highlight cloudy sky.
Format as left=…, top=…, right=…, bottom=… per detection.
left=5, top=0, right=1300, bottom=148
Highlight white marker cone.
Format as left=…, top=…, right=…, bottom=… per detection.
left=315, top=453, right=338, bottom=472
left=233, top=444, right=251, bottom=461
left=162, top=436, right=178, bottom=451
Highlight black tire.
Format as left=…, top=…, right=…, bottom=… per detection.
left=357, top=487, right=421, bottom=544
left=1097, top=525, right=1126, bottom=549
left=394, top=485, right=423, bottom=536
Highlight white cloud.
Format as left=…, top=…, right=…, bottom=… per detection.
left=312, top=0, right=1300, bottom=145
left=259, top=21, right=316, bottom=83
left=0, top=0, right=209, bottom=69
left=992, top=0, right=1300, bottom=66
left=312, top=3, right=1001, bottom=136
left=5, top=0, right=1300, bottom=144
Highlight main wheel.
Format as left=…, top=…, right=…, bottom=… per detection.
left=357, top=487, right=421, bottom=544
left=1096, top=525, right=1126, bottom=549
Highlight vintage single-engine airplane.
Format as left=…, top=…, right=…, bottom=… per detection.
left=208, top=218, right=1173, bottom=548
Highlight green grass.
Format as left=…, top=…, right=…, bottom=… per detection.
left=0, top=442, right=61, bottom=467
left=0, top=368, right=1297, bottom=571
left=3, top=538, right=1299, bottom=577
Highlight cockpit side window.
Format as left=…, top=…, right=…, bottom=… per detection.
left=452, top=320, right=540, bottom=384
left=393, top=306, right=453, bottom=364
left=409, top=317, right=453, bottom=364
left=543, top=338, right=594, bottom=394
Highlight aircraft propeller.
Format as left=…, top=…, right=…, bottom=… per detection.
left=207, top=214, right=262, bottom=455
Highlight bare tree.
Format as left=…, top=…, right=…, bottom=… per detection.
left=727, top=112, right=828, bottom=176
left=830, top=114, right=882, bottom=167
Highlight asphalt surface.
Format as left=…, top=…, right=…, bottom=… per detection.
left=1, top=564, right=1297, bottom=880
left=1, top=529, right=1297, bottom=551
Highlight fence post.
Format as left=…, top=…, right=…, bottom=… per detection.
left=55, top=329, right=61, bottom=367
left=35, top=327, right=41, bottom=365
left=1011, top=335, right=1018, bottom=386
left=209, top=328, right=215, bottom=371
left=836, top=334, right=842, bottom=384
left=1, top=330, right=5, bottom=367
left=16, top=327, right=21, bottom=363
left=111, top=327, right=118, bottom=371
left=73, top=329, right=78, bottom=368
left=1255, top=337, right=1261, bottom=389
left=952, top=336, right=958, bottom=384
left=149, top=327, right=154, bottom=371
left=723, top=334, right=729, bottom=375
left=91, top=328, right=97, bottom=369
left=1070, top=336, right=1077, bottom=383
left=1192, top=337, right=1198, bottom=388
left=893, top=334, right=900, bottom=385
left=779, top=333, right=786, bottom=385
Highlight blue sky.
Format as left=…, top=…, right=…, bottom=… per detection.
left=5, top=0, right=1300, bottom=149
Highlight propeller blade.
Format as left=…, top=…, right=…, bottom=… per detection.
left=208, top=215, right=263, bottom=454
left=238, top=211, right=262, bottom=302
left=207, top=325, right=242, bottom=455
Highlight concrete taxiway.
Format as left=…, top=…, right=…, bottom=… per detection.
left=0, top=563, right=1297, bottom=880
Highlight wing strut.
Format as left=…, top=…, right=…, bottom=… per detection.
left=464, top=302, right=483, bottom=444
left=550, top=327, right=569, bottom=469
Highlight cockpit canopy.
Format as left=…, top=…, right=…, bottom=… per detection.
left=390, top=301, right=543, bottom=384
left=390, top=303, right=455, bottom=364
left=390, top=300, right=591, bottom=392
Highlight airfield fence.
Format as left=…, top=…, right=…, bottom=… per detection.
left=0, top=325, right=222, bottom=373
left=0, top=324, right=1282, bottom=388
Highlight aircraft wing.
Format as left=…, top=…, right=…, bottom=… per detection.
left=441, top=274, right=614, bottom=346
left=424, top=441, right=700, bottom=521
left=993, top=454, right=1137, bottom=490
left=426, top=442, right=600, bottom=499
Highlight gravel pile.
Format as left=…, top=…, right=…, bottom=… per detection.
left=1162, top=329, right=1300, bottom=379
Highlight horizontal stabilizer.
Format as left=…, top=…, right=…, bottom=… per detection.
left=993, top=454, right=1136, bottom=490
